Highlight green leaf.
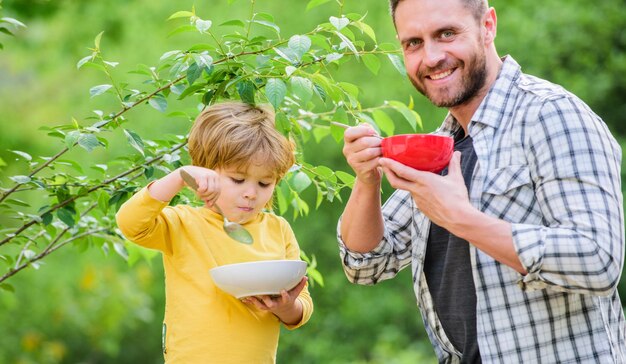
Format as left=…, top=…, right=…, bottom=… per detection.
left=387, top=100, right=422, bottom=130
left=186, top=62, right=202, bottom=85
left=255, top=12, right=275, bottom=22
left=352, top=21, right=376, bottom=43
left=187, top=43, right=217, bottom=52
left=78, top=134, right=101, bottom=152
left=41, top=211, right=53, bottom=226
left=167, top=11, right=194, bottom=20
left=378, top=42, right=398, bottom=51
left=149, top=94, right=168, bottom=112
left=334, top=31, right=359, bottom=58
left=124, top=129, right=145, bottom=156
left=292, top=193, right=310, bottom=217
left=307, top=268, right=325, bottom=287
left=291, top=171, right=312, bottom=193
left=333, top=107, right=349, bottom=124
left=191, top=53, right=213, bottom=69
left=178, top=84, right=205, bottom=100
left=288, top=35, right=311, bottom=60
left=0, top=156, right=6, bottom=167
left=330, top=16, right=349, bottom=31
left=236, top=80, right=256, bottom=105
left=76, top=55, right=94, bottom=69
left=387, top=54, right=406, bottom=76
left=4, top=198, right=30, bottom=207
left=94, top=31, right=104, bottom=49
left=159, top=49, right=182, bottom=61
left=10, top=175, right=31, bottom=184
left=202, top=90, right=216, bottom=105
left=220, top=19, right=245, bottom=28
left=277, top=182, right=289, bottom=215
left=275, top=112, right=291, bottom=135
left=371, top=109, right=395, bottom=136
left=113, top=242, right=129, bottom=261
left=313, top=165, right=335, bottom=180
left=10, top=150, right=32, bottom=161
left=339, top=82, right=359, bottom=100
left=253, top=20, right=280, bottom=34
left=313, top=127, right=331, bottom=143
left=285, top=66, right=297, bottom=77
left=335, top=170, right=355, bottom=186
left=89, top=84, right=113, bottom=98
left=0, top=283, right=15, bottom=293
left=315, top=185, right=325, bottom=208
left=57, top=207, right=76, bottom=227
left=324, top=52, right=343, bottom=63
left=195, top=19, right=212, bottom=33
left=274, top=47, right=295, bottom=63
left=362, top=53, right=381, bottom=75
left=290, top=76, right=313, bottom=104
left=98, top=190, right=109, bottom=213
left=330, top=122, right=346, bottom=142
left=167, top=24, right=197, bottom=38
left=306, top=0, right=332, bottom=11
left=56, top=159, right=84, bottom=173
left=265, top=78, right=287, bottom=110
left=313, top=83, right=326, bottom=102
left=1, top=17, right=27, bottom=28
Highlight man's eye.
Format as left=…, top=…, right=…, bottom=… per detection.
left=441, top=31, right=454, bottom=38
left=406, top=39, right=421, bottom=48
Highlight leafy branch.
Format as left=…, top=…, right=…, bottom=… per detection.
left=0, top=1, right=422, bottom=289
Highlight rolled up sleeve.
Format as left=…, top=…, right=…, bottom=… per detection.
left=337, top=190, right=416, bottom=285
left=513, top=97, right=624, bottom=295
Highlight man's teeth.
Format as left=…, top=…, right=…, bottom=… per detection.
left=430, top=69, right=453, bottom=80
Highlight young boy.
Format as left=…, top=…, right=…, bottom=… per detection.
left=116, top=101, right=313, bottom=363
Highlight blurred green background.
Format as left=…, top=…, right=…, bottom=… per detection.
left=1, top=0, right=625, bottom=363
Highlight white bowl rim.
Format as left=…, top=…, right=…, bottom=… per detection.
left=209, top=259, right=306, bottom=272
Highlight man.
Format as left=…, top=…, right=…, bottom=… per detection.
left=337, top=0, right=626, bottom=362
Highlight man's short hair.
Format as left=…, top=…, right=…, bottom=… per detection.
left=389, top=0, right=488, bottom=24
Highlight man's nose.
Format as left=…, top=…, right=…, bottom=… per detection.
left=423, top=41, right=446, bottom=68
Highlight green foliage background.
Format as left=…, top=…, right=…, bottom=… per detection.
left=1, top=0, right=625, bottom=363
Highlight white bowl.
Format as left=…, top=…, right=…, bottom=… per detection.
left=209, top=260, right=307, bottom=299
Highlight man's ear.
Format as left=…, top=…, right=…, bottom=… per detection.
left=483, top=7, right=497, bottom=44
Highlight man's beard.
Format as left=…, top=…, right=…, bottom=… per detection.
left=411, top=50, right=487, bottom=108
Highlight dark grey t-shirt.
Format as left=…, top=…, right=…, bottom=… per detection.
left=423, top=133, right=481, bottom=363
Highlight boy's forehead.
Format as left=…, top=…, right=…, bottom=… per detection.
left=226, top=162, right=276, bottom=179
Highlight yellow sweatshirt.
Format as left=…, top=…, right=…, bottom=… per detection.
left=116, top=187, right=313, bottom=363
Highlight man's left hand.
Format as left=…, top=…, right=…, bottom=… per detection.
left=379, top=151, right=472, bottom=230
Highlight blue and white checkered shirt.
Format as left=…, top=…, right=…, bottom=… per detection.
left=338, top=56, right=626, bottom=363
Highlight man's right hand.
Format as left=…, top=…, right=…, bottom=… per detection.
left=342, top=124, right=383, bottom=185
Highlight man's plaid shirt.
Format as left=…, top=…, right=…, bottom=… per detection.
left=338, top=56, right=626, bottom=363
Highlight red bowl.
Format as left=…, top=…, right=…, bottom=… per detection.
left=381, top=134, right=454, bottom=173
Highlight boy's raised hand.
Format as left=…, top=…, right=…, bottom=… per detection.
left=180, top=166, right=221, bottom=208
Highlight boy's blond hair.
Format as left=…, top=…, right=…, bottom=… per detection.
left=188, top=102, right=295, bottom=184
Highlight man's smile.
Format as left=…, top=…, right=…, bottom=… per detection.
left=427, top=68, right=455, bottom=81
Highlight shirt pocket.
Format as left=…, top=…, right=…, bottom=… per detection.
left=481, top=165, right=538, bottom=221
left=483, top=164, right=531, bottom=195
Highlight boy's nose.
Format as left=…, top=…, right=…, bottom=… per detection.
left=243, top=185, right=257, bottom=199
